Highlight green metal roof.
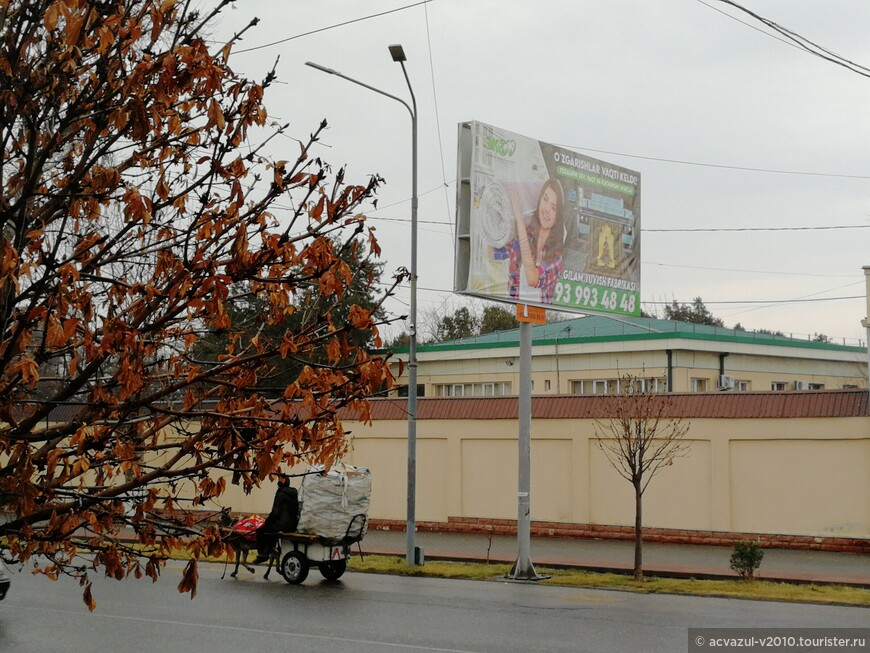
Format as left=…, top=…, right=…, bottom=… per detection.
left=413, top=315, right=864, bottom=354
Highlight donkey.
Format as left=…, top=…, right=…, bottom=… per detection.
left=219, top=509, right=281, bottom=580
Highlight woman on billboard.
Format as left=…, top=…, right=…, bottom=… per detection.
left=508, top=178, right=565, bottom=304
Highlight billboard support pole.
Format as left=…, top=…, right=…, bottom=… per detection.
left=507, top=321, right=540, bottom=580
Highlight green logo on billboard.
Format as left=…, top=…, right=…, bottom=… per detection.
left=483, top=136, right=516, bottom=158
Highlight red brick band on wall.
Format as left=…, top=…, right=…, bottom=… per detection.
left=368, top=517, right=869, bottom=554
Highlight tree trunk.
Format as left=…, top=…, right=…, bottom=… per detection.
left=634, top=481, right=643, bottom=581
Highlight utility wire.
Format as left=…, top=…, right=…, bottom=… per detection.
left=645, top=224, right=869, bottom=233
left=368, top=215, right=452, bottom=227
left=645, top=262, right=855, bottom=278
left=695, top=0, right=808, bottom=53
left=384, top=281, right=862, bottom=308
left=338, top=183, right=869, bottom=233
left=702, top=0, right=870, bottom=79
left=266, top=200, right=867, bottom=232
left=423, top=2, right=454, bottom=245
left=362, top=212, right=867, bottom=233
left=652, top=296, right=862, bottom=305
left=369, top=182, right=453, bottom=212
left=234, top=1, right=435, bottom=54
left=561, top=145, right=870, bottom=180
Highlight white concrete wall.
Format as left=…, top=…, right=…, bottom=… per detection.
left=332, top=415, right=868, bottom=539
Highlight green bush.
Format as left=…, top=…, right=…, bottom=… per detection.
left=730, top=539, right=764, bottom=579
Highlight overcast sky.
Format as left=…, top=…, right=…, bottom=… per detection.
left=212, top=0, right=870, bottom=344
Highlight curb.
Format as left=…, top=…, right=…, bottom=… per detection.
left=359, top=547, right=870, bottom=589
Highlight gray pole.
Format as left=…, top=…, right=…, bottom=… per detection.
left=395, top=52, right=421, bottom=567
left=508, top=320, right=539, bottom=580
left=863, top=266, right=870, bottom=406
left=305, top=50, right=421, bottom=566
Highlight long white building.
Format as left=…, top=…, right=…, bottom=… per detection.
left=391, top=315, right=867, bottom=398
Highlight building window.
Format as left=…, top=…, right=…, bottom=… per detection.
left=622, top=376, right=668, bottom=393
left=396, top=385, right=425, bottom=398
left=592, top=379, right=610, bottom=395
left=736, top=380, right=751, bottom=391
left=572, top=377, right=669, bottom=395
left=691, top=378, right=708, bottom=393
left=771, top=382, right=787, bottom=391
left=544, top=379, right=551, bottom=391
left=572, top=378, right=667, bottom=395
left=572, top=379, right=620, bottom=395
left=434, top=382, right=510, bottom=397
left=808, top=383, right=825, bottom=390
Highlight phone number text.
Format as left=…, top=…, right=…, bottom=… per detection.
left=553, top=281, right=637, bottom=314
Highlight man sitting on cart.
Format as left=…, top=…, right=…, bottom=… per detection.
left=254, top=475, right=298, bottom=564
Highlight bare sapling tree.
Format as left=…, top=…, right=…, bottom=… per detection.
left=593, top=375, right=690, bottom=580
left=0, top=0, right=406, bottom=608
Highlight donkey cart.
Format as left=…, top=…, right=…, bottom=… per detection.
left=277, top=512, right=367, bottom=584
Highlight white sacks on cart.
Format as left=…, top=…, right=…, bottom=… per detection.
left=296, top=464, right=371, bottom=542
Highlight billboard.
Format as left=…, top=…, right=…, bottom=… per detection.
left=455, top=121, right=641, bottom=317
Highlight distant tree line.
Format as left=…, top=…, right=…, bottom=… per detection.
left=387, top=303, right=520, bottom=347
left=387, top=296, right=832, bottom=346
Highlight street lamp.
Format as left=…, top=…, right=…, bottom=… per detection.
left=305, top=46, right=420, bottom=566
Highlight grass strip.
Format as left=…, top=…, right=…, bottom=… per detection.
left=347, top=554, right=870, bottom=607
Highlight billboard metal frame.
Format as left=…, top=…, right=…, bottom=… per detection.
left=455, top=121, right=641, bottom=318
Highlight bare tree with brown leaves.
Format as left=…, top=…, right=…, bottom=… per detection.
left=593, top=375, right=690, bottom=581
left=0, top=0, right=406, bottom=609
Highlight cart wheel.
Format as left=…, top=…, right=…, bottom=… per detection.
left=319, top=559, right=347, bottom=581
left=280, top=551, right=309, bottom=584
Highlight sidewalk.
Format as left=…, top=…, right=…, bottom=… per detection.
left=360, top=529, right=870, bottom=588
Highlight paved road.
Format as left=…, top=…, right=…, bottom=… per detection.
left=1, top=561, right=866, bottom=652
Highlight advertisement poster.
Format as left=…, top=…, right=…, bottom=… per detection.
left=455, top=121, right=641, bottom=317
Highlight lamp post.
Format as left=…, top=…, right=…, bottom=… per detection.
left=305, top=45, right=420, bottom=566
